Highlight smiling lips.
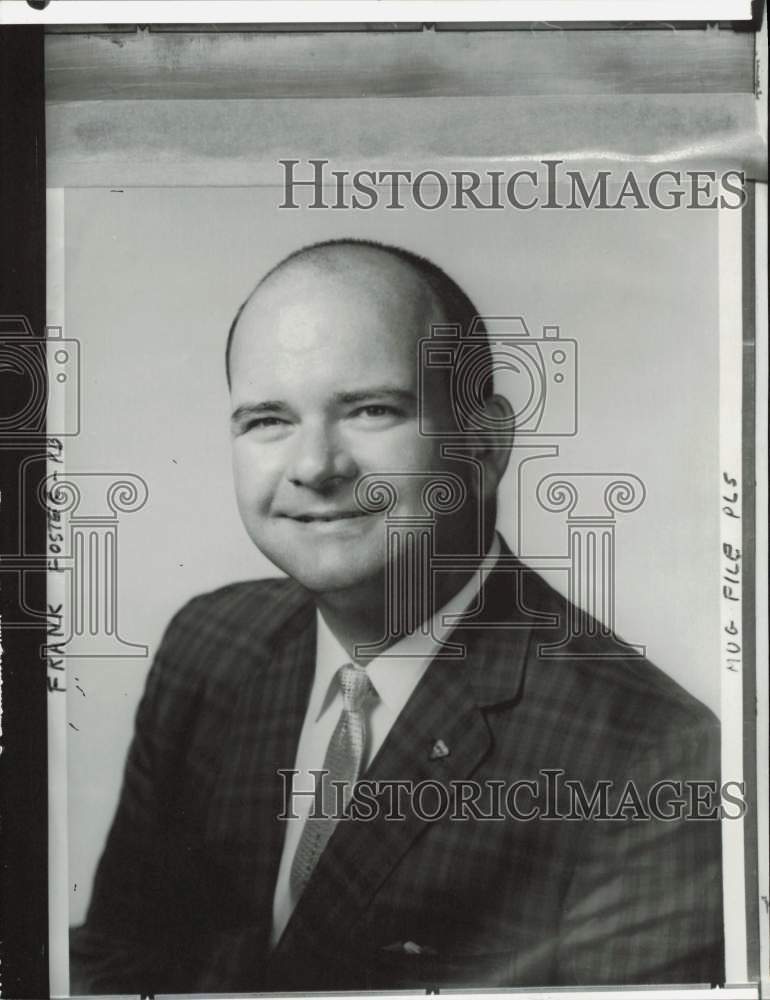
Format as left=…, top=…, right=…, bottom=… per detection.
left=284, top=511, right=369, bottom=523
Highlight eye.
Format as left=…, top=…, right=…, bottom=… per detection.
left=246, top=416, right=286, bottom=429
left=239, top=415, right=292, bottom=439
left=353, top=404, right=401, bottom=419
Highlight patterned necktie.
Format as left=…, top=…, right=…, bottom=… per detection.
left=290, top=663, right=374, bottom=900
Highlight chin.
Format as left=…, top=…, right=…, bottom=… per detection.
left=287, top=562, right=383, bottom=597
left=253, top=540, right=381, bottom=597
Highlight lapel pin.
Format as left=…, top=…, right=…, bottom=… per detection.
left=429, top=739, right=450, bottom=761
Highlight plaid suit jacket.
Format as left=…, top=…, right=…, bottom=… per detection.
left=72, top=546, right=724, bottom=994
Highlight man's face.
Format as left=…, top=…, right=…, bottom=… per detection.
left=229, top=260, right=476, bottom=596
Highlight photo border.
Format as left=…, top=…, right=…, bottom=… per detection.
left=0, top=8, right=766, bottom=999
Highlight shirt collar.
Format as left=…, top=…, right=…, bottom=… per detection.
left=313, top=534, right=502, bottom=718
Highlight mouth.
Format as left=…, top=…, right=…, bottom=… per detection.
left=283, top=511, right=370, bottom=524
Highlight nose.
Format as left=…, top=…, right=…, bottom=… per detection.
left=286, top=421, right=356, bottom=491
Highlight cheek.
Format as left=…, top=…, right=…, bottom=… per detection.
left=231, top=442, right=283, bottom=510
left=350, top=428, right=444, bottom=473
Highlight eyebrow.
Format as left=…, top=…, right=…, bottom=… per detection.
left=230, top=387, right=416, bottom=424
left=334, top=387, right=416, bottom=405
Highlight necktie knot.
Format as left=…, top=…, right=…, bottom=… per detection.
left=338, top=663, right=372, bottom=714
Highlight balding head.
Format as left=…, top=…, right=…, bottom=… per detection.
left=225, top=238, right=490, bottom=393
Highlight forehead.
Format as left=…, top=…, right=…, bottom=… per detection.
left=229, top=256, right=444, bottom=385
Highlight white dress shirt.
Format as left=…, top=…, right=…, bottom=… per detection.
left=270, top=534, right=502, bottom=944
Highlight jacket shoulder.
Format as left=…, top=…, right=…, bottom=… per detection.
left=148, top=576, right=311, bottom=699
left=519, top=564, right=720, bottom=754
left=170, top=576, right=303, bottom=636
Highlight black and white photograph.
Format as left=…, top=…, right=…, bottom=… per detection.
left=0, top=3, right=767, bottom=999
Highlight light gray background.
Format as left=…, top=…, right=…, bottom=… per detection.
left=64, top=185, right=719, bottom=925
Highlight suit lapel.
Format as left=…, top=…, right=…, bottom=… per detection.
left=274, top=552, right=533, bottom=959
left=207, top=583, right=316, bottom=939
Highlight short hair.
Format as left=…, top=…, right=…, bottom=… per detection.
left=224, top=238, right=492, bottom=398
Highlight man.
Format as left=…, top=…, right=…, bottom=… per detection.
left=72, top=239, right=723, bottom=994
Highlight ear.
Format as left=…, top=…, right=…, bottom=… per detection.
left=471, top=393, right=515, bottom=503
